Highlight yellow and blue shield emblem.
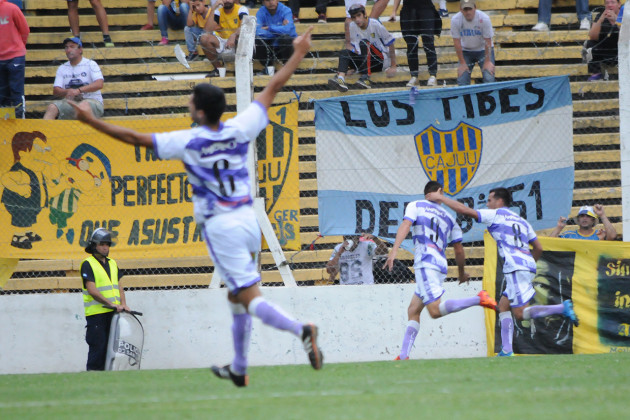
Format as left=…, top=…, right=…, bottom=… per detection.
left=414, top=122, right=482, bottom=195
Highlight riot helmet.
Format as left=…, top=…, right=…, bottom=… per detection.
left=85, top=228, right=113, bottom=254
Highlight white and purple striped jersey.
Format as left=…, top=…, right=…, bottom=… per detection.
left=404, top=200, right=462, bottom=274
left=152, top=101, right=268, bottom=223
left=476, top=208, right=537, bottom=274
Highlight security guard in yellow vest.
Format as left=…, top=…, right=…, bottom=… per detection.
left=81, top=228, right=130, bottom=370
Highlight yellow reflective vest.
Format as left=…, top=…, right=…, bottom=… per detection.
left=82, top=256, right=121, bottom=317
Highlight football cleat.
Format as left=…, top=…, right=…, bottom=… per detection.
left=478, top=290, right=498, bottom=311
left=302, top=323, right=324, bottom=370
left=394, top=355, right=409, bottom=360
left=563, top=300, right=579, bottom=327
left=211, top=364, right=248, bottom=387
left=497, top=350, right=515, bottom=357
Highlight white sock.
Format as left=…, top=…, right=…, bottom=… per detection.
left=439, top=0, right=446, bottom=9
left=438, top=301, right=448, bottom=316
left=229, top=301, right=247, bottom=315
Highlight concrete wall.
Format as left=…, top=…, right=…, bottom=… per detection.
left=0, top=282, right=488, bottom=375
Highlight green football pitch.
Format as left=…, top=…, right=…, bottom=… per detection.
left=2, top=353, right=629, bottom=419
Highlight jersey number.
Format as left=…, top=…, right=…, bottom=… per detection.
left=512, top=223, right=524, bottom=247
left=213, top=159, right=235, bottom=196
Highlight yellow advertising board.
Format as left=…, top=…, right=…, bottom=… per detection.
left=0, top=103, right=300, bottom=260
left=483, top=233, right=630, bottom=355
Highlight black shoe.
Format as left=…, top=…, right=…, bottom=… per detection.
left=355, top=76, right=372, bottom=89
left=302, top=323, right=323, bottom=370
left=245, top=0, right=255, bottom=8
left=187, top=52, right=199, bottom=62
left=211, top=364, right=248, bottom=387
left=206, top=68, right=220, bottom=78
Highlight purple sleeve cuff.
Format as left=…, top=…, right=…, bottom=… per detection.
left=151, top=133, right=161, bottom=159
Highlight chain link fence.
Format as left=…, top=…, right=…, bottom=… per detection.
left=1, top=0, right=620, bottom=295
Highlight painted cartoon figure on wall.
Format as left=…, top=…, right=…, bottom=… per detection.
left=49, top=143, right=112, bottom=244
left=1, top=131, right=61, bottom=249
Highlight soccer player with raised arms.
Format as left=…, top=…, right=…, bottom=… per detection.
left=426, top=186, right=579, bottom=356
left=385, top=181, right=498, bottom=360
left=69, top=27, right=322, bottom=386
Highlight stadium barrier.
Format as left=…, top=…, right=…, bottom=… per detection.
left=1, top=0, right=621, bottom=297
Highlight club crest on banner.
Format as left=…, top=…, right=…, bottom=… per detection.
left=257, top=120, right=295, bottom=214
left=414, top=122, right=483, bottom=195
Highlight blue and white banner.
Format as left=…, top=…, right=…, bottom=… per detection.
left=315, top=76, right=574, bottom=245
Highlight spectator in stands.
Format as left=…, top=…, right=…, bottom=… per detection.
left=157, top=0, right=191, bottom=45
left=532, top=0, right=591, bottom=31
left=328, top=4, right=397, bottom=91
left=585, top=0, right=622, bottom=81
left=0, top=0, right=29, bottom=118
left=390, top=0, right=442, bottom=87
left=142, top=0, right=157, bottom=30
left=289, top=0, right=343, bottom=23
left=549, top=205, right=617, bottom=240
left=255, top=0, right=297, bottom=74
left=185, top=0, right=212, bottom=61
left=326, top=233, right=388, bottom=285
left=450, top=0, right=495, bottom=86
left=7, top=0, right=22, bottom=11
left=200, top=0, right=248, bottom=76
left=343, top=0, right=388, bottom=47
left=66, top=0, right=115, bottom=47
left=43, top=37, right=104, bottom=120
left=80, top=228, right=132, bottom=371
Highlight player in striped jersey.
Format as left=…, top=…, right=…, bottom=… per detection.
left=427, top=186, right=580, bottom=357
left=385, top=181, right=497, bottom=360
left=69, top=27, right=322, bottom=386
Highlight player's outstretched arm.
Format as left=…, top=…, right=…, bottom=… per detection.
left=384, top=219, right=412, bottom=272
left=452, top=242, right=469, bottom=284
left=69, top=101, right=154, bottom=148
left=255, top=26, right=313, bottom=110
left=426, top=189, right=477, bottom=219
left=530, top=238, right=543, bottom=261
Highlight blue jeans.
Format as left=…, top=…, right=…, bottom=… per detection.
left=0, top=55, right=26, bottom=118
left=537, top=0, right=590, bottom=24
left=157, top=3, right=189, bottom=38
left=457, top=49, right=495, bottom=86
left=184, top=26, right=204, bottom=54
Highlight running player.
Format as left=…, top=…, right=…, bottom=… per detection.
left=70, top=27, right=322, bottom=386
left=426, top=186, right=579, bottom=356
left=385, top=181, right=497, bottom=360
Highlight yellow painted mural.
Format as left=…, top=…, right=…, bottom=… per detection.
left=0, top=103, right=300, bottom=260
